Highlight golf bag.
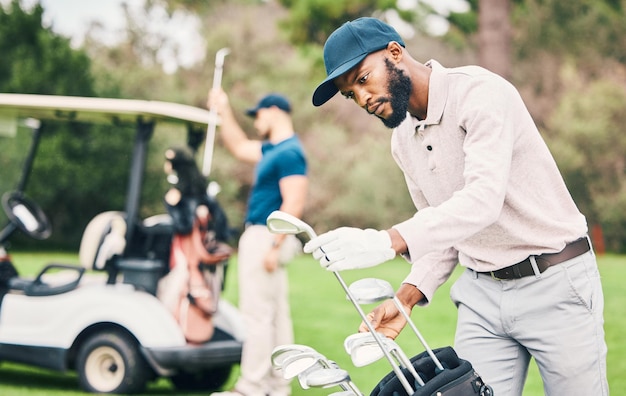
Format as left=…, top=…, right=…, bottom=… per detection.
left=371, top=346, right=493, bottom=396
left=158, top=195, right=232, bottom=344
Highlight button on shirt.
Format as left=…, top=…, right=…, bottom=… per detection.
left=390, top=60, right=587, bottom=303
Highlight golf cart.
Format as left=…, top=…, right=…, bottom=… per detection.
left=0, top=94, right=244, bottom=394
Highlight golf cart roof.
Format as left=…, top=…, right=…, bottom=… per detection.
left=0, top=93, right=215, bottom=229
left=0, top=93, right=211, bottom=128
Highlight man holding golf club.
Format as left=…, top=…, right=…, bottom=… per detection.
left=304, top=17, right=608, bottom=396
left=207, top=89, right=308, bottom=396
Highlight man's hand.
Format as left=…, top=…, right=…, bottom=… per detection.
left=263, top=247, right=280, bottom=273
left=358, top=300, right=408, bottom=340
left=303, top=227, right=395, bottom=271
left=207, top=87, right=231, bottom=117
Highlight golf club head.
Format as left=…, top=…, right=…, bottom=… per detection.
left=348, top=278, right=395, bottom=304
left=215, top=47, right=231, bottom=66
left=346, top=333, right=397, bottom=367
left=266, top=210, right=316, bottom=239
left=271, top=344, right=316, bottom=370
left=297, top=360, right=328, bottom=389
left=351, top=342, right=385, bottom=367
left=343, top=331, right=387, bottom=354
left=281, top=351, right=327, bottom=379
left=295, top=356, right=338, bottom=390
left=302, top=367, right=351, bottom=388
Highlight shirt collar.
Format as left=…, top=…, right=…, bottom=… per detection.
left=262, top=134, right=296, bottom=150
left=408, top=59, right=449, bottom=134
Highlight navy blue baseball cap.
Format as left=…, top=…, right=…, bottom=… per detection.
left=312, top=18, right=405, bottom=107
left=246, top=94, right=291, bottom=117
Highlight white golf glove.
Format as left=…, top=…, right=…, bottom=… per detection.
left=303, top=227, right=396, bottom=271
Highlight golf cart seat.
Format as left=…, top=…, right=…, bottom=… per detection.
left=129, top=213, right=174, bottom=262
left=79, top=211, right=128, bottom=272
left=79, top=211, right=172, bottom=295
left=119, top=214, right=173, bottom=295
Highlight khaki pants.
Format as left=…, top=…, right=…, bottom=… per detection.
left=234, top=225, right=301, bottom=396
left=451, top=249, right=608, bottom=396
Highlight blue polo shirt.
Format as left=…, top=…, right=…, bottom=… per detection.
left=245, top=135, right=307, bottom=225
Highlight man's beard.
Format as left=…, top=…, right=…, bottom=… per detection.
left=377, top=58, right=412, bottom=129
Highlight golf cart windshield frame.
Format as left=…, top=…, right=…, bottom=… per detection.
left=0, top=93, right=211, bottom=245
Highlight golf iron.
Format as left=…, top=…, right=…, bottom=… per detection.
left=348, top=277, right=444, bottom=372
left=266, top=211, right=416, bottom=394
left=271, top=343, right=363, bottom=395
left=344, top=331, right=425, bottom=386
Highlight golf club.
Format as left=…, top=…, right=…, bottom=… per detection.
left=300, top=364, right=363, bottom=394
left=266, top=211, right=415, bottom=395
left=303, top=367, right=351, bottom=388
left=271, top=343, right=317, bottom=370
left=344, top=332, right=394, bottom=367
left=345, top=332, right=395, bottom=366
left=280, top=351, right=328, bottom=380
left=296, top=360, right=329, bottom=390
left=301, top=362, right=362, bottom=394
left=344, top=332, right=425, bottom=386
left=281, top=351, right=342, bottom=391
left=348, top=277, right=444, bottom=371
left=344, top=331, right=387, bottom=355
left=273, top=343, right=363, bottom=395
left=203, top=47, right=230, bottom=176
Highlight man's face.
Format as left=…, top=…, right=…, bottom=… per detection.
left=334, top=51, right=412, bottom=129
left=253, top=108, right=271, bottom=139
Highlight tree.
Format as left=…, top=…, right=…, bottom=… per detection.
left=0, top=1, right=94, bottom=96
left=0, top=0, right=130, bottom=248
left=36, top=0, right=626, bottom=250
left=278, top=0, right=387, bottom=45
left=546, top=65, right=626, bottom=252
left=478, top=0, right=512, bottom=79
left=514, top=0, right=626, bottom=63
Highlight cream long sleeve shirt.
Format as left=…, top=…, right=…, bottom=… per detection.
left=391, top=60, right=587, bottom=304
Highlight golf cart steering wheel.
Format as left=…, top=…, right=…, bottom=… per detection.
left=1, top=191, right=51, bottom=240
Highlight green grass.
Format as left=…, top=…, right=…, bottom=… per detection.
left=2, top=252, right=624, bottom=395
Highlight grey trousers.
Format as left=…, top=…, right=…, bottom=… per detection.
left=450, top=249, right=608, bottom=396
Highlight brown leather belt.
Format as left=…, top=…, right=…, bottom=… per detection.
left=481, top=237, right=591, bottom=280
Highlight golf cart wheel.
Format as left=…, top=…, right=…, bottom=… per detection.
left=76, top=331, right=150, bottom=394
left=171, top=365, right=232, bottom=391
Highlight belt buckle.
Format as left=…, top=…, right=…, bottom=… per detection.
left=490, top=271, right=503, bottom=281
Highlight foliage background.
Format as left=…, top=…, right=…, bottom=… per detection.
left=1, top=0, right=625, bottom=253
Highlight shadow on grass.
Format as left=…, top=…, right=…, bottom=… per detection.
left=0, top=364, right=82, bottom=393
left=0, top=363, right=212, bottom=395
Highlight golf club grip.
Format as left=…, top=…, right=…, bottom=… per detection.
left=202, top=48, right=229, bottom=176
